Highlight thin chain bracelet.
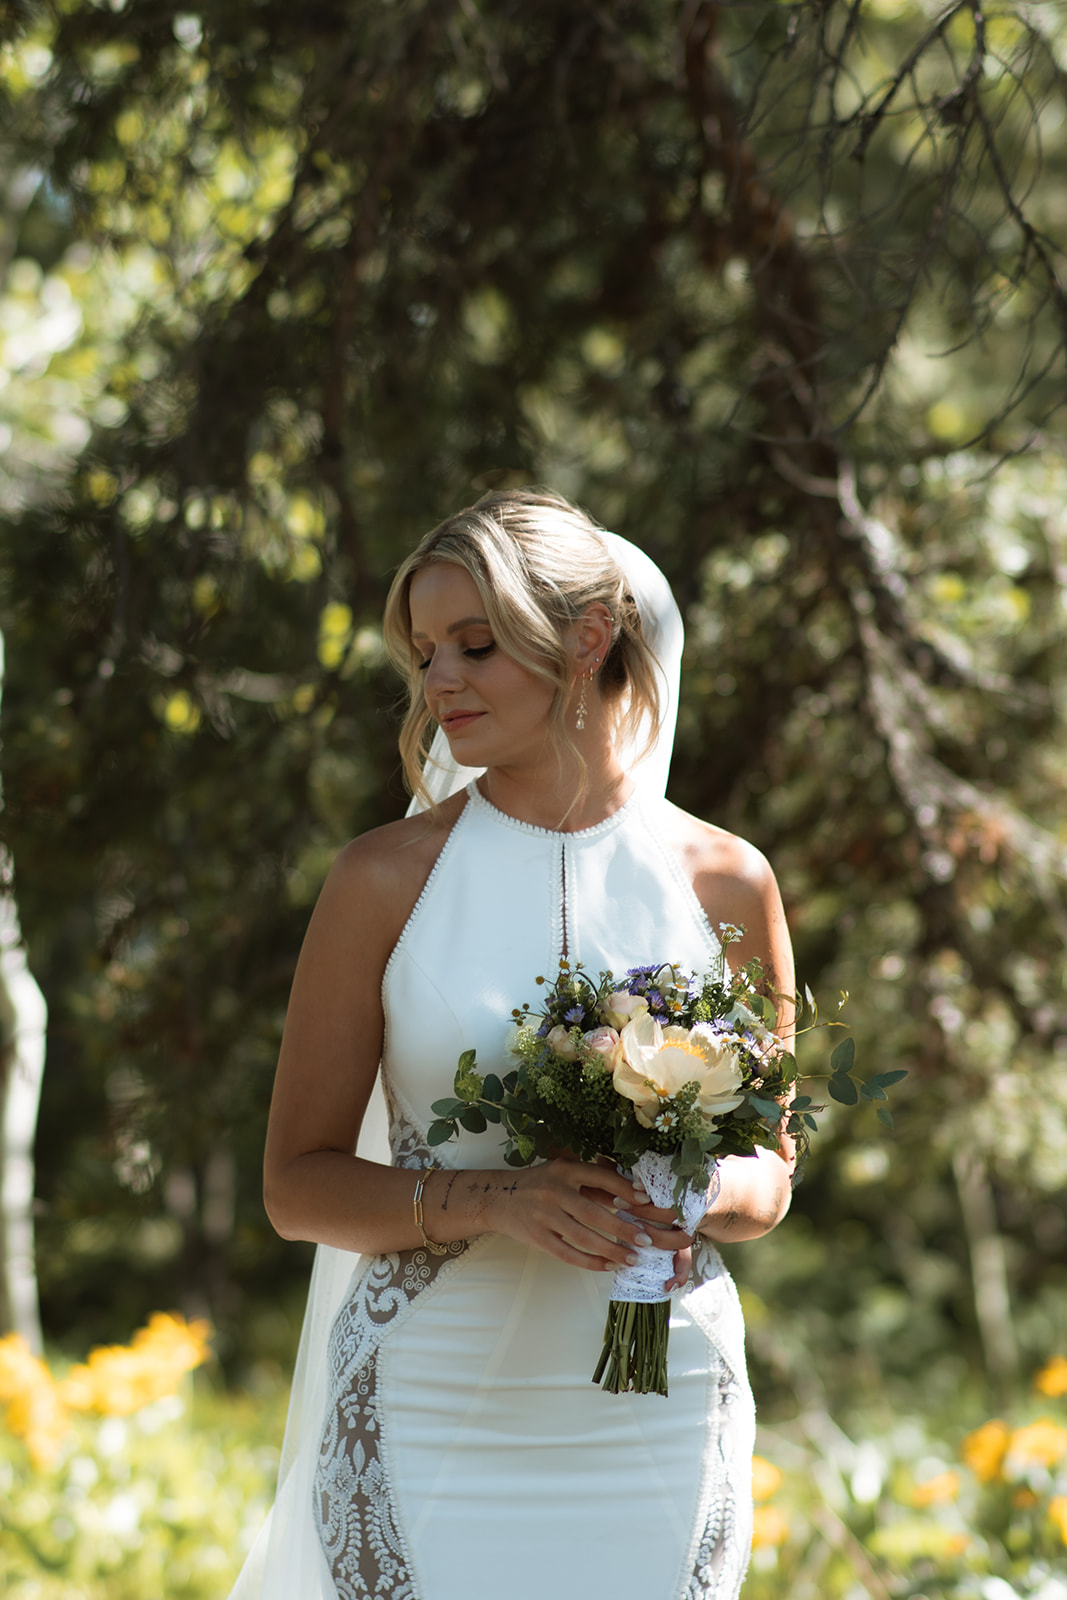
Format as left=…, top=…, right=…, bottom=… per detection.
left=412, top=1170, right=449, bottom=1255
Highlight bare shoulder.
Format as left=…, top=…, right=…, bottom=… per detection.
left=656, top=799, right=792, bottom=993
left=314, top=790, right=468, bottom=953
left=658, top=800, right=776, bottom=913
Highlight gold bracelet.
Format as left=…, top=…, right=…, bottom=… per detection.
left=412, top=1171, right=449, bottom=1256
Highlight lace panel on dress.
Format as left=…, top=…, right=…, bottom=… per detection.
left=680, top=1241, right=754, bottom=1599
left=314, top=1098, right=471, bottom=1598
left=680, top=1352, right=750, bottom=1599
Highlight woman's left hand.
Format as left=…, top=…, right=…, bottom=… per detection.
left=613, top=1193, right=694, bottom=1293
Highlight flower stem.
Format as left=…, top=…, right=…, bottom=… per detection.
left=592, top=1299, right=671, bottom=1396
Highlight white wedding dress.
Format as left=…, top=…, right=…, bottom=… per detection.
left=314, top=782, right=753, bottom=1600
left=229, top=533, right=755, bottom=1600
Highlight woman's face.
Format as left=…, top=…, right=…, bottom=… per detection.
left=408, top=562, right=558, bottom=769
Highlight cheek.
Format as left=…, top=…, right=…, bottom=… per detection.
left=499, top=664, right=554, bottom=718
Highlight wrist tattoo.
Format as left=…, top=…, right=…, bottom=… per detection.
left=440, top=1173, right=457, bottom=1211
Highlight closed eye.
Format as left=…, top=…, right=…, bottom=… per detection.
left=414, top=642, right=495, bottom=672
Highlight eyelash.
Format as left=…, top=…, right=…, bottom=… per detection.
left=415, top=643, right=495, bottom=672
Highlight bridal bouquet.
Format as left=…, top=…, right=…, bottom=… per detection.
left=427, top=928, right=904, bottom=1396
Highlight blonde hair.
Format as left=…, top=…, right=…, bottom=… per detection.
left=382, top=489, right=664, bottom=813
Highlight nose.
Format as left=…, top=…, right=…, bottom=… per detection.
left=423, top=646, right=463, bottom=700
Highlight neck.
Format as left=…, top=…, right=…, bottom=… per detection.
left=477, top=734, right=632, bottom=833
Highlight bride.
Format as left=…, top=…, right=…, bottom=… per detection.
left=232, top=489, right=795, bottom=1600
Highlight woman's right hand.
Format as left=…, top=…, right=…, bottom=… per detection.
left=480, top=1158, right=695, bottom=1273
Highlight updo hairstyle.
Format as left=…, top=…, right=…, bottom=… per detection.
left=382, top=489, right=663, bottom=812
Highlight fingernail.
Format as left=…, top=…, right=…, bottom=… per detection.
left=626, top=1253, right=639, bottom=1266
left=633, top=1188, right=649, bottom=1201
left=634, top=1231, right=653, bottom=1247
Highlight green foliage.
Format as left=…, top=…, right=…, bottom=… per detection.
left=0, top=0, right=1061, bottom=1393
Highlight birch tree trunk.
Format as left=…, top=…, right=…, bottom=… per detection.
left=0, top=626, right=47, bottom=1353
left=0, top=863, right=46, bottom=1353
left=953, top=1147, right=1019, bottom=1387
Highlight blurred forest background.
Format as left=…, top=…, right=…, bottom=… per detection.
left=0, top=0, right=1066, bottom=1593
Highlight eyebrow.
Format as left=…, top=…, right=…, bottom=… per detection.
left=410, top=616, right=491, bottom=640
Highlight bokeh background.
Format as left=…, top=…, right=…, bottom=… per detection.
left=1, top=1, right=1066, bottom=1594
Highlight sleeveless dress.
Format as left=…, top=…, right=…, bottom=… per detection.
left=313, top=782, right=755, bottom=1600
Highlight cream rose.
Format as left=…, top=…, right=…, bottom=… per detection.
left=545, top=1024, right=579, bottom=1061
left=601, top=991, right=650, bottom=1031
left=581, top=1025, right=623, bottom=1071
left=613, top=1013, right=745, bottom=1128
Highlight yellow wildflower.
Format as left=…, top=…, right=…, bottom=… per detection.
left=0, top=1336, right=70, bottom=1469
left=1006, top=1418, right=1067, bottom=1473
left=1035, top=1356, right=1067, bottom=1398
left=5, top=1379, right=69, bottom=1470
left=961, top=1419, right=1009, bottom=1482
left=752, top=1454, right=783, bottom=1502
left=751, top=1504, right=790, bottom=1549
left=0, top=1332, right=49, bottom=1400
left=61, top=1313, right=212, bottom=1417
left=1049, top=1496, right=1067, bottom=1545
left=912, top=1470, right=960, bottom=1508
left=1013, top=1488, right=1038, bottom=1509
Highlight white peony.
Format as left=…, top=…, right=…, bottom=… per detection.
left=613, top=1013, right=745, bottom=1128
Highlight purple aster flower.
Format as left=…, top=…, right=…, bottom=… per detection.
left=564, top=1006, right=585, bottom=1025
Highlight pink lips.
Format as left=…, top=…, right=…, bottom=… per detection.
left=440, top=711, right=485, bottom=732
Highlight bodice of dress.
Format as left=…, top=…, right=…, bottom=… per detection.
left=382, top=780, right=722, bottom=1168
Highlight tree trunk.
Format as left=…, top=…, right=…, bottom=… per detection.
left=0, top=866, right=47, bottom=1354
left=953, top=1147, right=1019, bottom=1387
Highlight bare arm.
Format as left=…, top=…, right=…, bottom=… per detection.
left=696, top=832, right=797, bottom=1243
left=262, top=819, right=691, bottom=1272
left=623, top=818, right=796, bottom=1263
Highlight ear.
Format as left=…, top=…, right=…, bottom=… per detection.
left=571, top=603, right=613, bottom=675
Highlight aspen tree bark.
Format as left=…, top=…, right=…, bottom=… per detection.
left=0, top=628, right=47, bottom=1353
left=0, top=865, right=46, bottom=1354
left=953, top=1147, right=1019, bottom=1386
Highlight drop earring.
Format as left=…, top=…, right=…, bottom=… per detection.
left=575, top=657, right=600, bottom=732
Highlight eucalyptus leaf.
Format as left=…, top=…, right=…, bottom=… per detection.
left=870, top=1069, right=908, bottom=1089
left=459, top=1106, right=488, bottom=1134
left=482, top=1073, right=504, bottom=1103
left=828, top=1074, right=859, bottom=1106
left=830, top=1036, right=856, bottom=1075
left=430, top=1098, right=465, bottom=1117
left=427, top=1120, right=456, bottom=1146
left=877, top=1107, right=895, bottom=1129
left=680, top=1136, right=702, bottom=1169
